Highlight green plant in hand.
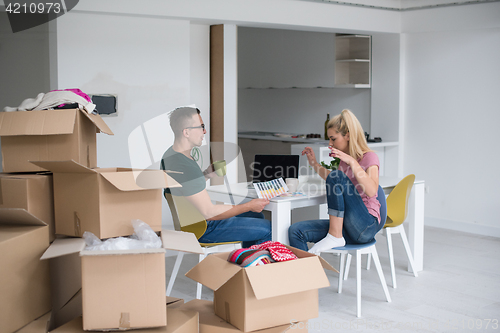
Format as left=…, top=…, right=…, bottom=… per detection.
left=320, top=158, right=340, bottom=170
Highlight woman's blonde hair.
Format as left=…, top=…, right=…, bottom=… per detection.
left=327, top=109, right=372, bottom=160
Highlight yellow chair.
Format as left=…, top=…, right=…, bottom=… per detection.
left=344, top=175, right=419, bottom=288
left=164, top=192, right=241, bottom=299
left=383, top=174, right=418, bottom=288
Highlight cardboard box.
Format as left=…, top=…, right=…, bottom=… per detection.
left=40, top=231, right=201, bottom=331
left=0, top=109, right=113, bottom=173
left=178, top=299, right=307, bottom=333
left=0, top=209, right=51, bottom=333
left=48, top=263, right=185, bottom=331
left=166, top=296, right=185, bottom=309
left=31, top=160, right=180, bottom=239
left=185, top=247, right=336, bottom=332
left=0, top=173, right=56, bottom=241
left=50, top=307, right=198, bottom=333
left=15, top=312, right=51, bottom=333
left=41, top=239, right=165, bottom=331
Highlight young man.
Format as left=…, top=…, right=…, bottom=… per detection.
left=161, top=107, right=271, bottom=247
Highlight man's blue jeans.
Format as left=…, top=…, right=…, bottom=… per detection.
left=289, top=170, right=383, bottom=251
left=198, top=211, right=272, bottom=248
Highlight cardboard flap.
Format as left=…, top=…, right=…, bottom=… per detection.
left=0, top=109, right=77, bottom=136
left=80, top=248, right=165, bottom=256
left=245, top=256, right=330, bottom=300
left=185, top=254, right=241, bottom=291
left=286, top=245, right=338, bottom=273
left=30, top=160, right=97, bottom=174
left=161, top=230, right=204, bottom=254
left=100, top=169, right=180, bottom=191
left=79, top=110, right=114, bottom=135
left=0, top=208, right=47, bottom=226
left=137, top=170, right=181, bottom=189
left=40, top=237, right=86, bottom=260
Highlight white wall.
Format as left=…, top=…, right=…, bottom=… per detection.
left=56, top=12, right=191, bottom=169
left=402, top=3, right=500, bottom=236
left=371, top=32, right=400, bottom=142
left=54, top=11, right=210, bottom=228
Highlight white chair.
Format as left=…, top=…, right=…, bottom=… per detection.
left=322, top=240, right=391, bottom=317
left=318, top=185, right=391, bottom=317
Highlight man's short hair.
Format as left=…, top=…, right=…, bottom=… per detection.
left=169, top=107, right=201, bottom=138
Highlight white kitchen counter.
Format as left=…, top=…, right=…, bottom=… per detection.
left=238, top=132, right=400, bottom=178
left=238, top=132, right=328, bottom=144
left=239, top=132, right=398, bottom=148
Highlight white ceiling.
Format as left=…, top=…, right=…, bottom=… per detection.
left=306, top=0, right=500, bottom=10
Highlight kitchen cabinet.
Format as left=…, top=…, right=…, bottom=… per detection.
left=238, top=27, right=335, bottom=89
left=335, top=34, right=371, bottom=88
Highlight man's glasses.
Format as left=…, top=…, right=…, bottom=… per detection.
left=185, top=124, right=205, bottom=130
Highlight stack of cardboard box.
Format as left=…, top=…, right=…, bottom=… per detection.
left=0, top=108, right=181, bottom=332
left=0, top=108, right=115, bottom=333
left=1, top=108, right=335, bottom=333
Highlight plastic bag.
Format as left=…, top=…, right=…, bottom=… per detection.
left=83, top=219, right=162, bottom=251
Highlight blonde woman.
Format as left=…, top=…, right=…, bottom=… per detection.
left=289, top=109, right=383, bottom=253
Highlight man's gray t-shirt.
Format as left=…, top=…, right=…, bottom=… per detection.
left=161, top=147, right=205, bottom=196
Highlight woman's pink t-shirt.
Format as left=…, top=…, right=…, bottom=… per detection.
left=338, top=151, right=381, bottom=222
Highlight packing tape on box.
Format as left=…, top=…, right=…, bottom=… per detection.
left=120, top=312, right=131, bottom=329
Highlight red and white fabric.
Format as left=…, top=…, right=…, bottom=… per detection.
left=249, top=241, right=298, bottom=262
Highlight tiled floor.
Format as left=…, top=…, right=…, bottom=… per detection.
left=165, top=226, right=500, bottom=332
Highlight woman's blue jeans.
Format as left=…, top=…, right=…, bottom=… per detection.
left=198, top=211, right=272, bottom=248
left=289, top=170, right=382, bottom=251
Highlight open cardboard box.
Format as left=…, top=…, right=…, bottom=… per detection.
left=40, top=230, right=204, bottom=331
left=185, top=246, right=338, bottom=332
left=0, top=173, right=56, bottom=241
left=178, top=299, right=308, bottom=333
left=0, top=209, right=51, bottom=333
left=0, top=109, right=113, bottom=173
left=50, top=307, right=199, bottom=333
left=31, top=160, right=180, bottom=239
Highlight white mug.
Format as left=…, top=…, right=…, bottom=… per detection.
left=286, top=178, right=299, bottom=193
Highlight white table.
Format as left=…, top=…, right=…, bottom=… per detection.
left=207, top=176, right=425, bottom=272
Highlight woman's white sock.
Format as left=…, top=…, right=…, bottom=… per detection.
left=308, top=233, right=346, bottom=254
